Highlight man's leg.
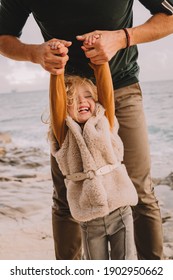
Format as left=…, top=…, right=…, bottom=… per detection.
left=115, top=83, right=163, bottom=260
left=51, top=155, right=82, bottom=260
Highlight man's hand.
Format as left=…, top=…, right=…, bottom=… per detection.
left=76, top=30, right=126, bottom=64
left=0, top=35, right=72, bottom=75
left=33, top=38, right=72, bottom=75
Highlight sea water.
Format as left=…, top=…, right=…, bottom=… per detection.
left=0, top=80, right=173, bottom=178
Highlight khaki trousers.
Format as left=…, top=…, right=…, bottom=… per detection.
left=51, top=83, right=163, bottom=260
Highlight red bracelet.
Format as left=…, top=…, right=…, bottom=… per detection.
left=123, top=28, right=130, bottom=48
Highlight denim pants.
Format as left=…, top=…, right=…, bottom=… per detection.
left=51, top=83, right=163, bottom=260
left=80, top=206, right=137, bottom=260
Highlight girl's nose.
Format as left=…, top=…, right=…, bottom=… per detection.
left=78, top=97, right=85, bottom=103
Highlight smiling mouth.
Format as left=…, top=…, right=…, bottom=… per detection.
left=78, top=107, right=90, bottom=113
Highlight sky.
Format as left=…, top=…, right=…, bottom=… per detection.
left=0, top=1, right=173, bottom=93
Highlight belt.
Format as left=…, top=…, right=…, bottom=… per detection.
left=66, top=163, right=121, bottom=182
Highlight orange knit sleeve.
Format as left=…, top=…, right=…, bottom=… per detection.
left=49, top=73, right=67, bottom=147
left=90, top=62, right=115, bottom=129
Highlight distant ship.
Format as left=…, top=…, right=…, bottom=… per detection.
left=11, top=89, right=17, bottom=93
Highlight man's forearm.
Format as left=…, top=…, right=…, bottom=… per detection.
left=77, top=12, right=173, bottom=64
left=0, top=35, right=39, bottom=63
left=0, top=35, right=71, bottom=74
left=128, top=13, right=173, bottom=46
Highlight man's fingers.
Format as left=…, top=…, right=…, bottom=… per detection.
left=48, top=42, right=69, bottom=57
left=76, top=35, right=85, bottom=41
left=44, top=61, right=66, bottom=75
left=43, top=52, right=69, bottom=74
left=49, top=54, right=69, bottom=66
left=83, top=48, right=97, bottom=58
left=60, top=40, right=72, bottom=47
left=48, top=38, right=72, bottom=47
left=76, top=32, right=102, bottom=43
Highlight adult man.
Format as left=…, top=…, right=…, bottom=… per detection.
left=0, top=0, right=173, bottom=260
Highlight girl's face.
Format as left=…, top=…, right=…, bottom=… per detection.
left=67, top=84, right=96, bottom=123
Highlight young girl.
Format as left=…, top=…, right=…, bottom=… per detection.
left=48, top=41, right=138, bottom=260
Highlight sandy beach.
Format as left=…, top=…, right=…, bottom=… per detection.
left=0, top=132, right=55, bottom=259
left=0, top=132, right=173, bottom=260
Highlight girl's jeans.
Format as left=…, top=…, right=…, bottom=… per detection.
left=80, top=206, right=137, bottom=260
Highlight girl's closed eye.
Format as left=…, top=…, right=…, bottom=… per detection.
left=84, top=92, right=94, bottom=99
left=86, top=95, right=93, bottom=99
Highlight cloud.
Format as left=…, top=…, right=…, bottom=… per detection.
left=0, top=14, right=46, bottom=93
left=138, top=39, right=173, bottom=81
left=0, top=59, right=49, bottom=93
left=6, top=61, right=48, bottom=86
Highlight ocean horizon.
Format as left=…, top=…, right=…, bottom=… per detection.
left=0, top=79, right=173, bottom=178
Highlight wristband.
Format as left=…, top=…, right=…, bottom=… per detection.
left=122, top=28, right=130, bottom=48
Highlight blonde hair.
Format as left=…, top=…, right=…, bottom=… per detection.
left=65, top=75, right=98, bottom=119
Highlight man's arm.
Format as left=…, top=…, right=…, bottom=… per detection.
left=76, top=13, right=173, bottom=64
left=0, top=35, right=72, bottom=75
left=128, top=13, right=173, bottom=45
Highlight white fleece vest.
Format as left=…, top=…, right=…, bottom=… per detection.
left=50, top=103, right=138, bottom=222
